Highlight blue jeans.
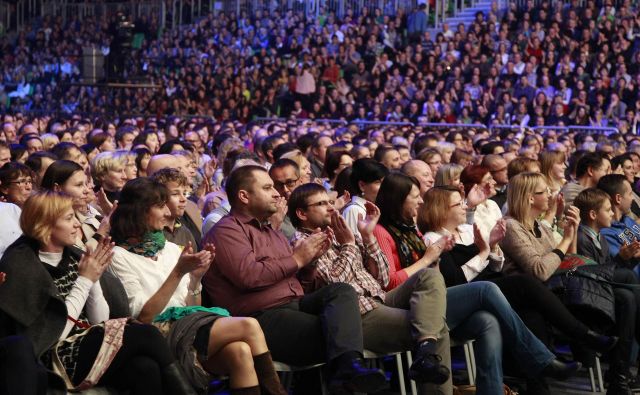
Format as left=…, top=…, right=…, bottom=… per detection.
left=447, top=282, right=555, bottom=395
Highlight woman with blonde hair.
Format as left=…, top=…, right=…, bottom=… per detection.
left=41, top=133, right=60, bottom=151
left=436, top=142, right=456, bottom=164
left=500, top=172, right=580, bottom=281
left=434, top=164, right=463, bottom=188
left=91, top=151, right=128, bottom=203
left=0, top=191, right=196, bottom=394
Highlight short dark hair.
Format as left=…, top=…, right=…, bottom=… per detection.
left=110, top=177, right=169, bottom=243
left=273, top=142, right=297, bottom=161
left=269, top=158, right=299, bottom=178
left=576, top=152, right=605, bottom=179
left=25, top=151, right=58, bottom=174
left=51, top=142, right=81, bottom=160
left=41, top=160, right=83, bottom=190
left=597, top=174, right=629, bottom=201
left=574, top=188, right=611, bottom=222
left=376, top=172, right=420, bottom=226
left=350, top=158, right=389, bottom=195
left=611, top=153, right=633, bottom=172
left=261, top=134, right=283, bottom=158
left=287, top=183, right=327, bottom=228
left=225, top=165, right=267, bottom=207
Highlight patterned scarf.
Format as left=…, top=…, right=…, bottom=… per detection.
left=382, top=221, right=427, bottom=268
left=119, top=230, right=166, bottom=257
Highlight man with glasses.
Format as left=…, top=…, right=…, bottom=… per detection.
left=482, top=154, right=509, bottom=209
left=288, top=182, right=452, bottom=394
left=268, top=158, right=301, bottom=239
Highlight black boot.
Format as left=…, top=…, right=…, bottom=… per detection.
left=162, top=362, right=198, bottom=395
left=607, top=373, right=633, bottom=395
left=540, top=359, right=582, bottom=380
left=409, top=339, right=450, bottom=384
left=582, top=331, right=619, bottom=354
left=330, top=352, right=388, bottom=394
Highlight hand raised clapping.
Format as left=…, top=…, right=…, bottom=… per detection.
left=78, top=237, right=115, bottom=282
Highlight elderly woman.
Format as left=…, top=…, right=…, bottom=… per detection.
left=91, top=151, right=128, bottom=203
left=0, top=162, right=33, bottom=207
left=0, top=191, right=195, bottom=394
left=108, top=178, right=286, bottom=395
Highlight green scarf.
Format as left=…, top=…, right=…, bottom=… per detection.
left=382, top=221, right=427, bottom=269
left=120, top=230, right=167, bottom=257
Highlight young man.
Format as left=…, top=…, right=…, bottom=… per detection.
left=151, top=168, right=197, bottom=249
left=561, top=152, right=610, bottom=208
left=203, top=166, right=387, bottom=394
left=289, top=183, right=581, bottom=395
left=575, top=186, right=640, bottom=395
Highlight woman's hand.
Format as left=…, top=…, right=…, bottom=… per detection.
left=96, top=188, right=113, bottom=215
left=474, top=223, right=490, bottom=254
left=96, top=201, right=118, bottom=238
left=357, top=201, right=381, bottom=243
left=78, top=237, right=115, bottom=282
left=422, top=234, right=454, bottom=265
left=554, top=192, right=565, bottom=219
left=333, top=191, right=351, bottom=211
left=562, top=205, right=581, bottom=239
left=489, top=219, right=507, bottom=250
left=190, top=243, right=215, bottom=281
left=175, top=242, right=212, bottom=278
left=466, top=184, right=488, bottom=209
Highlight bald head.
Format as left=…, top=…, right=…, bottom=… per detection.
left=401, top=159, right=434, bottom=195
left=146, top=154, right=177, bottom=176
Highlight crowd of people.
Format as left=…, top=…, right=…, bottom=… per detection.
left=0, top=0, right=639, bottom=131
left=1, top=105, right=640, bottom=395
left=3, top=0, right=640, bottom=395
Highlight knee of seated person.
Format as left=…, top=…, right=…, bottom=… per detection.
left=237, top=317, right=263, bottom=337
left=616, top=268, right=639, bottom=284
left=476, top=281, right=502, bottom=299
left=327, top=282, right=358, bottom=298
left=471, top=311, right=500, bottom=334
left=224, top=342, right=254, bottom=366
left=415, top=268, right=445, bottom=288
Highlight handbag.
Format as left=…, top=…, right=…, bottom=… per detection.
left=546, top=255, right=616, bottom=329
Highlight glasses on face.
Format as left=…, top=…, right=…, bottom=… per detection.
left=9, top=178, right=33, bottom=186
left=450, top=199, right=467, bottom=208
left=534, top=187, right=552, bottom=195
left=274, top=177, right=299, bottom=190
left=305, top=199, right=335, bottom=208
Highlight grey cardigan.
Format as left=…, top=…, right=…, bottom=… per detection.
left=500, top=218, right=562, bottom=281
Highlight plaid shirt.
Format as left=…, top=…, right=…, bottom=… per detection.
left=293, top=229, right=390, bottom=315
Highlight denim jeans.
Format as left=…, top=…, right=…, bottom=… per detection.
left=447, top=282, right=555, bottom=395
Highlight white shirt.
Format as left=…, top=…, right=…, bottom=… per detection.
left=39, top=251, right=109, bottom=339
left=108, top=241, right=191, bottom=318
left=342, top=195, right=367, bottom=238
left=0, top=202, right=22, bottom=257
left=424, top=224, right=504, bottom=282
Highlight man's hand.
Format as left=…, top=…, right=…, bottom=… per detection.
left=269, top=197, right=288, bottom=230
left=292, top=232, right=329, bottom=268
left=331, top=211, right=355, bottom=245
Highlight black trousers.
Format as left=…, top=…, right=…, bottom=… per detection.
left=73, top=323, right=174, bottom=395
left=253, top=282, right=363, bottom=366
left=0, top=336, right=47, bottom=395
left=491, top=274, right=589, bottom=346
left=609, top=268, right=640, bottom=372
